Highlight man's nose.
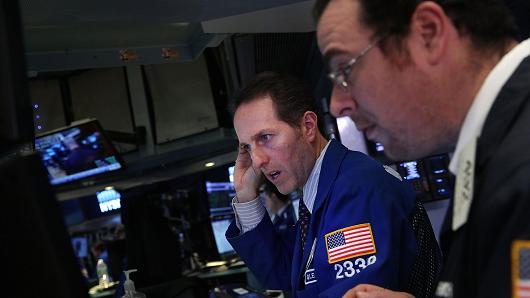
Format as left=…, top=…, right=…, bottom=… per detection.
left=250, top=147, right=269, bottom=169
left=330, top=85, right=358, bottom=119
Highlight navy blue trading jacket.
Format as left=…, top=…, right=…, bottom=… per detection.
left=226, top=140, right=418, bottom=297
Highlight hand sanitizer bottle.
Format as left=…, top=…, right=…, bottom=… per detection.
left=121, top=269, right=146, bottom=298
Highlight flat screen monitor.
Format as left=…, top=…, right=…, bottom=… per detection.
left=71, top=236, right=88, bottom=258
left=206, top=181, right=235, bottom=214
left=210, top=214, right=235, bottom=255
left=34, top=119, right=124, bottom=185
left=206, top=176, right=236, bottom=256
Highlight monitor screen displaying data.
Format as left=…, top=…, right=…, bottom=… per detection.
left=206, top=166, right=236, bottom=256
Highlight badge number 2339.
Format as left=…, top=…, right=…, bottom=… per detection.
left=334, top=255, right=376, bottom=279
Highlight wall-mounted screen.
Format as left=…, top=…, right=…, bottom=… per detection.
left=35, top=119, right=124, bottom=185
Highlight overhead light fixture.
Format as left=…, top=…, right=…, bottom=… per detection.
left=205, top=162, right=215, bottom=168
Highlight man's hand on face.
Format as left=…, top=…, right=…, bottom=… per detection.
left=234, top=148, right=266, bottom=203
left=342, top=284, right=415, bottom=298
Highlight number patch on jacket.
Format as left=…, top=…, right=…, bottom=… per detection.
left=334, top=256, right=377, bottom=280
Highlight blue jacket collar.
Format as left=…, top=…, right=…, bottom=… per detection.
left=312, top=139, right=348, bottom=215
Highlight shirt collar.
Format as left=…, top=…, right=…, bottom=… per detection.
left=449, top=38, right=530, bottom=174
left=302, top=140, right=331, bottom=213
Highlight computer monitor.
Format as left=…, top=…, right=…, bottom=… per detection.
left=205, top=180, right=236, bottom=257
left=364, top=135, right=454, bottom=202
left=206, top=181, right=235, bottom=214
left=71, top=236, right=88, bottom=258
left=210, top=214, right=235, bottom=255
left=205, top=164, right=237, bottom=257
left=34, top=119, right=124, bottom=185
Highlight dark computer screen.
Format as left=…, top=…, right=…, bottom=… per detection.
left=34, top=119, right=124, bottom=185
left=364, top=134, right=454, bottom=202
left=206, top=181, right=235, bottom=256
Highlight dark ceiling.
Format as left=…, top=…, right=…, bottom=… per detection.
left=21, top=0, right=307, bottom=26
left=19, top=0, right=315, bottom=71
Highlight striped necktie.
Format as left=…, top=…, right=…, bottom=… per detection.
left=298, top=198, right=311, bottom=255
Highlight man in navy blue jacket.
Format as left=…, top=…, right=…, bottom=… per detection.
left=226, top=72, right=439, bottom=297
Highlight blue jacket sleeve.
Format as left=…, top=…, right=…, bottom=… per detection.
left=226, top=215, right=297, bottom=290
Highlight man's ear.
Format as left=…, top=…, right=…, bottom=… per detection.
left=408, top=1, right=448, bottom=65
left=300, top=111, right=319, bottom=141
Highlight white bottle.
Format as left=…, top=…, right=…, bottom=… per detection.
left=96, top=258, right=111, bottom=288
left=121, top=269, right=146, bottom=298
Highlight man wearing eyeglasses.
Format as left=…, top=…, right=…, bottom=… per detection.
left=314, top=0, right=530, bottom=297
left=226, top=72, right=440, bottom=297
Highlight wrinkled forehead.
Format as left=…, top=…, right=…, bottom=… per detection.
left=233, top=97, right=278, bottom=137
left=234, top=96, right=276, bottom=120
left=234, top=96, right=288, bottom=128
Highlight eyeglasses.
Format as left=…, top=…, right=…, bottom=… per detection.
left=327, top=38, right=383, bottom=91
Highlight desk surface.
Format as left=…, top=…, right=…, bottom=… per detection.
left=89, top=289, right=115, bottom=298
left=196, top=266, right=249, bottom=279
left=88, top=266, right=250, bottom=297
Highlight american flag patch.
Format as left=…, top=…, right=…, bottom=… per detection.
left=325, top=223, right=376, bottom=264
left=512, top=240, right=530, bottom=298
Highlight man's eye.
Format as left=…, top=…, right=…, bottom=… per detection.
left=259, top=134, right=272, bottom=142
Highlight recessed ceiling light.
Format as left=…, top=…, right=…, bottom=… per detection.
left=205, top=162, right=215, bottom=168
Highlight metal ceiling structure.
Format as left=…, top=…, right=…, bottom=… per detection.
left=21, top=0, right=316, bottom=72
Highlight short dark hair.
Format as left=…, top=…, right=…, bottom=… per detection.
left=234, top=72, right=317, bottom=128
left=262, top=180, right=290, bottom=203
left=313, top=0, right=518, bottom=54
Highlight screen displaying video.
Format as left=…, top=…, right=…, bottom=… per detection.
left=35, top=120, right=124, bottom=185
